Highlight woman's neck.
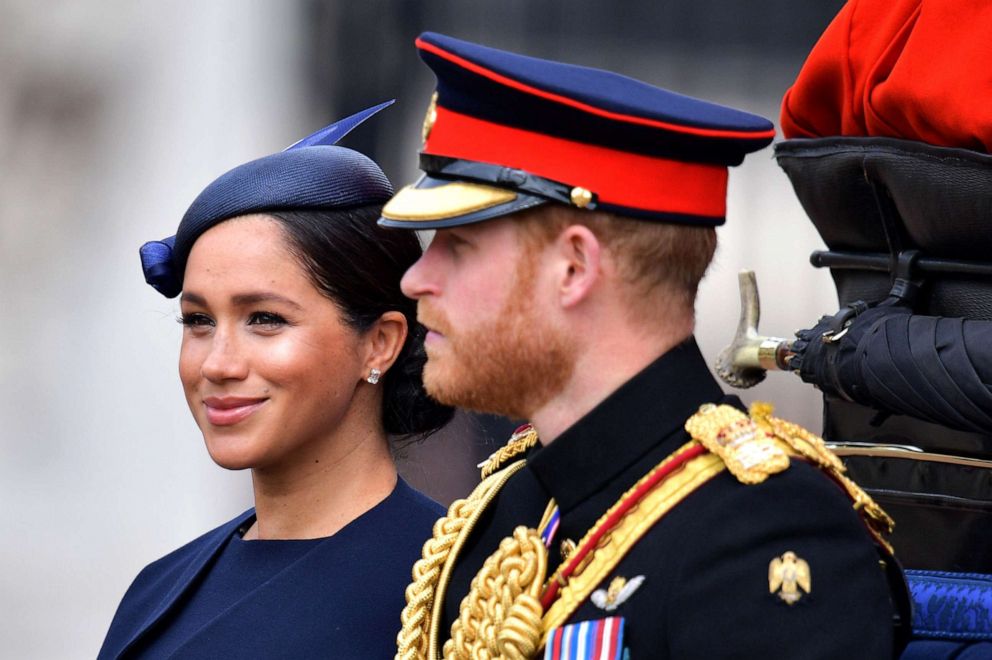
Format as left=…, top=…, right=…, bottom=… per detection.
left=244, top=423, right=397, bottom=541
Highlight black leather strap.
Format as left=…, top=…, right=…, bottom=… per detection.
left=419, top=154, right=598, bottom=209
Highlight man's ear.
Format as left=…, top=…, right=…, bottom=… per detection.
left=555, top=225, right=602, bottom=309
left=364, top=311, right=408, bottom=378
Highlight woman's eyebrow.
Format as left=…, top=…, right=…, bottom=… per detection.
left=230, top=292, right=304, bottom=310
left=180, top=291, right=207, bottom=306
left=180, top=291, right=303, bottom=310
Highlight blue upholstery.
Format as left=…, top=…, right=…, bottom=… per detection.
left=901, top=570, right=992, bottom=659
left=908, top=570, right=992, bottom=641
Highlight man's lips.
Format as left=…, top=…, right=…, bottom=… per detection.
left=202, top=396, right=268, bottom=426
left=424, top=328, right=445, bottom=346
left=418, top=304, right=450, bottom=346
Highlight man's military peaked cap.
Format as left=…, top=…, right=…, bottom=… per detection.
left=380, top=32, right=775, bottom=229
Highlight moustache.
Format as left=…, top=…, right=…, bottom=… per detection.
left=417, top=302, right=453, bottom=337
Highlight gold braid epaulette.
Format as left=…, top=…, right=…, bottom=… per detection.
left=746, top=402, right=895, bottom=549
left=688, top=403, right=894, bottom=551
left=395, top=426, right=538, bottom=660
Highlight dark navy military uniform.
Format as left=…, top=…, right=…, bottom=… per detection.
left=441, top=340, right=898, bottom=658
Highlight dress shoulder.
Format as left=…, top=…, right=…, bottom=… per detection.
left=97, top=509, right=253, bottom=660
left=132, top=509, right=254, bottom=576
left=392, top=476, right=446, bottom=518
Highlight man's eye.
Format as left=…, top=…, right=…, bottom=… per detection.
left=178, top=313, right=213, bottom=327
left=247, top=312, right=287, bottom=326
left=445, top=234, right=472, bottom=254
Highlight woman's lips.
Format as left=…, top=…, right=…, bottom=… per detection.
left=202, top=396, right=268, bottom=426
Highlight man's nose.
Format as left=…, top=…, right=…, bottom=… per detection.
left=400, top=247, right=441, bottom=300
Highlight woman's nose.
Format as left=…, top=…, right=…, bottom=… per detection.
left=199, top=331, right=249, bottom=383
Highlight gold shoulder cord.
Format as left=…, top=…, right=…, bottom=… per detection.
left=395, top=427, right=538, bottom=660
left=445, top=501, right=557, bottom=660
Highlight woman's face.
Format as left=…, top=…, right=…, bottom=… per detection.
left=178, top=214, right=367, bottom=472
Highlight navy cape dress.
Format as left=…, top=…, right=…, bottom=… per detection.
left=98, top=478, right=441, bottom=659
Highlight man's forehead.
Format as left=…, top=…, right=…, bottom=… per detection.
left=425, top=216, right=518, bottom=244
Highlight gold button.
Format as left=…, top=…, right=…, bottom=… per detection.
left=570, top=186, right=593, bottom=208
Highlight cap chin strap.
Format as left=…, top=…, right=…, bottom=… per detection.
left=419, top=154, right=598, bottom=210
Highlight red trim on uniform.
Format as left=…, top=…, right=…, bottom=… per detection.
left=539, top=443, right=710, bottom=609
left=797, top=457, right=892, bottom=549
left=608, top=618, right=620, bottom=659
left=417, top=38, right=776, bottom=141
left=552, top=626, right=563, bottom=658
left=593, top=618, right=606, bottom=656
left=426, top=107, right=728, bottom=218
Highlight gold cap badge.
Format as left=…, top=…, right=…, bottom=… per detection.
left=421, top=92, right=438, bottom=144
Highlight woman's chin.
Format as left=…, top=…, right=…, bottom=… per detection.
left=209, top=456, right=256, bottom=471
left=207, top=454, right=256, bottom=471
left=203, top=439, right=265, bottom=471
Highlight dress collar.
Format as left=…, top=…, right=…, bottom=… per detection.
left=526, top=337, right=725, bottom=514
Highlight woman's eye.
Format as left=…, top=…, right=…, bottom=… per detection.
left=247, top=311, right=287, bottom=327
left=178, top=313, right=213, bottom=328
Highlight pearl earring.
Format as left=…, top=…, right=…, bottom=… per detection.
left=366, top=368, right=381, bottom=385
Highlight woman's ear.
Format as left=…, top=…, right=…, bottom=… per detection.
left=555, top=224, right=602, bottom=309
left=364, top=311, right=408, bottom=378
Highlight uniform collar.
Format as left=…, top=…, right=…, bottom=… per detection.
left=526, top=337, right=725, bottom=515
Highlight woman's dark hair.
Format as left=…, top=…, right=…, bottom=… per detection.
left=268, top=205, right=453, bottom=437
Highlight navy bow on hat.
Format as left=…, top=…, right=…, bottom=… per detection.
left=140, top=101, right=395, bottom=298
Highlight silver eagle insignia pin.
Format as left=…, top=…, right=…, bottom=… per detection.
left=591, top=575, right=645, bottom=611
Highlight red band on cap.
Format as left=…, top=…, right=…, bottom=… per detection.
left=425, top=106, right=728, bottom=219
left=417, top=37, right=775, bottom=141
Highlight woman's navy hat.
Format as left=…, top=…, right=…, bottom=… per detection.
left=140, top=101, right=395, bottom=298
left=380, top=33, right=775, bottom=229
